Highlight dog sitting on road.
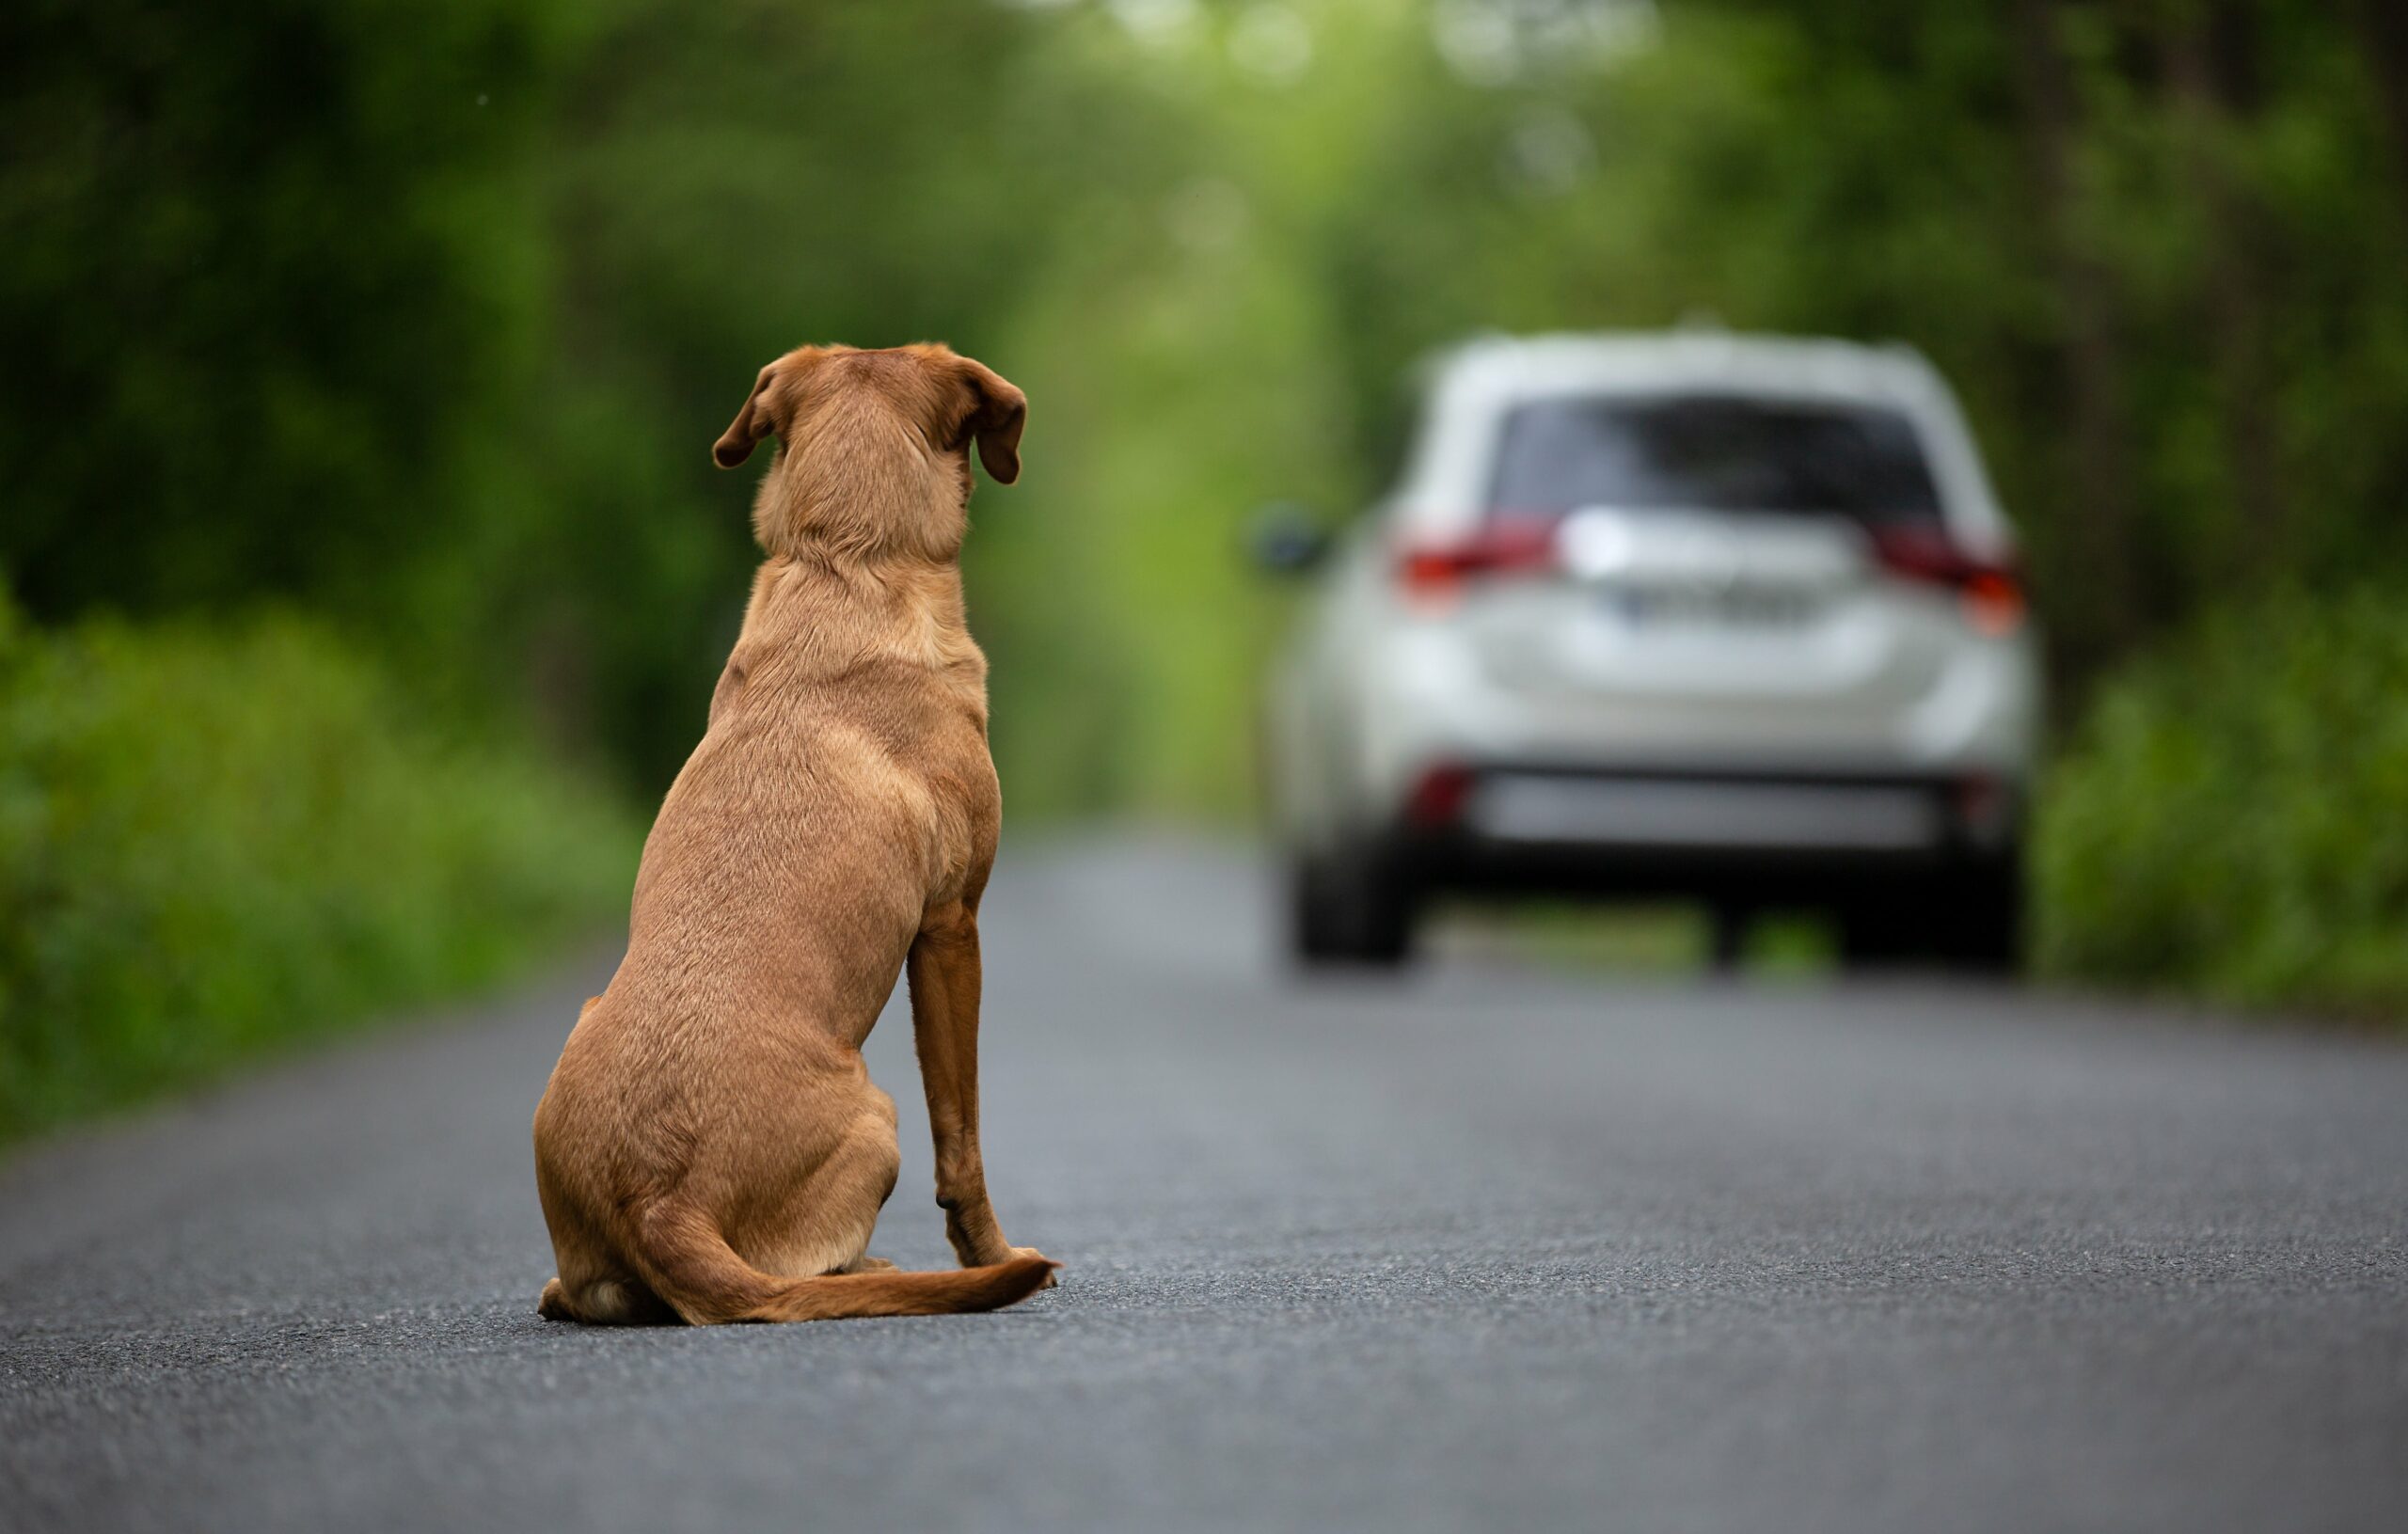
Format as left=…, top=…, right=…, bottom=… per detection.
left=531, top=343, right=1054, bottom=1323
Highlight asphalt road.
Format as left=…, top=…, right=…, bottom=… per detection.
left=4, top=837, right=2405, bottom=1533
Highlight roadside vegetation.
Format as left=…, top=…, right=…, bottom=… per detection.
left=0, top=598, right=637, bottom=1140
left=2036, top=591, right=2408, bottom=1017
left=3, top=0, right=2404, bottom=1136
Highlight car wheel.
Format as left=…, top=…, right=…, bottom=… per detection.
left=1936, top=857, right=2023, bottom=975
left=1290, top=852, right=1349, bottom=962
left=1836, top=892, right=1925, bottom=970
left=1838, top=861, right=2024, bottom=975
left=1289, top=844, right=1417, bottom=968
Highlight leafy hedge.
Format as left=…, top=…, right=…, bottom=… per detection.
left=2036, top=591, right=2408, bottom=1019
left=0, top=600, right=637, bottom=1141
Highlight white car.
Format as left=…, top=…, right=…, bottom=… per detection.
left=1256, top=331, right=2039, bottom=970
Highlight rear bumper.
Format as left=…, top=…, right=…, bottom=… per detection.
left=1392, top=767, right=2018, bottom=903
left=1350, top=619, right=2042, bottom=828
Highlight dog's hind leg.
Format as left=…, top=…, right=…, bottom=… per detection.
left=745, top=1098, right=903, bottom=1281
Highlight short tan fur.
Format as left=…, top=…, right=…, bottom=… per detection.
left=531, top=343, right=1053, bottom=1324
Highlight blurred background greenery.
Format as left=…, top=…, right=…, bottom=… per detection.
left=6, top=0, right=2407, bottom=1135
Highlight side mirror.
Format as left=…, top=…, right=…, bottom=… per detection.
left=1246, top=502, right=1331, bottom=575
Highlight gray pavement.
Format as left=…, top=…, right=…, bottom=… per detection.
left=3, top=836, right=2404, bottom=1532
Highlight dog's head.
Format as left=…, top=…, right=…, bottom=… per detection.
left=712, top=342, right=1024, bottom=560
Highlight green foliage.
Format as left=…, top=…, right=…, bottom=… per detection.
left=2036, top=591, right=2408, bottom=1016
left=0, top=0, right=570, bottom=634
left=7, top=0, right=2408, bottom=1026
left=0, top=595, right=636, bottom=1140
left=11, top=0, right=2407, bottom=819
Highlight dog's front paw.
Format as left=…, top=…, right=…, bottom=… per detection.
left=1008, top=1246, right=1059, bottom=1289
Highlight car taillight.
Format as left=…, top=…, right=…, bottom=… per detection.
left=1870, top=527, right=2026, bottom=637
left=1394, top=522, right=1558, bottom=604
left=1952, top=770, right=2018, bottom=846
left=1403, top=764, right=1476, bottom=829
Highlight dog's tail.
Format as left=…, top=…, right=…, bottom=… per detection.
left=632, top=1203, right=1055, bottom=1324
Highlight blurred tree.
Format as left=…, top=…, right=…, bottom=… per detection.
left=2007, top=0, right=2144, bottom=661
left=523, top=0, right=1075, bottom=785
left=2353, top=0, right=2408, bottom=222
left=8, top=0, right=2408, bottom=811
left=0, top=0, right=566, bottom=634
left=2162, top=0, right=2282, bottom=576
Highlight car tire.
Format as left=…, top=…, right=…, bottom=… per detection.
left=1838, top=859, right=2024, bottom=975
left=1289, top=844, right=1417, bottom=968
left=1836, top=891, right=1925, bottom=970
left=1936, top=857, right=2023, bottom=976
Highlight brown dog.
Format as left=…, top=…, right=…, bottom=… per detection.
left=531, top=343, right=1054, bottom=1324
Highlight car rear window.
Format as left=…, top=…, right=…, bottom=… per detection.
left=1486, top=395, right=1944, bottom=525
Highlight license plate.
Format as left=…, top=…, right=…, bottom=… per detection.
left=1607, top=586, right=1819, bottom=627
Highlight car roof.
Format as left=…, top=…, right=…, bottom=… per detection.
left=1394, top=330, right=2014, bottom=553
left=1428, top=329, right=1951, bottom=408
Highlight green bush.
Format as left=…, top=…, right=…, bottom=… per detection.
left=0, top=598, right=638, bottom=1140
left=2036, top=590, right=2408, bottom=1018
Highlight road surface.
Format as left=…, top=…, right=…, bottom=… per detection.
left=4, top=838, right=2404, bottom=1532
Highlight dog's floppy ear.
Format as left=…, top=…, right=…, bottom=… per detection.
left=715, top=352, right=823, bottom=468
left=955, top=356, right=1026, bottom=485
left=712, top=364, right=779, bottom=468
